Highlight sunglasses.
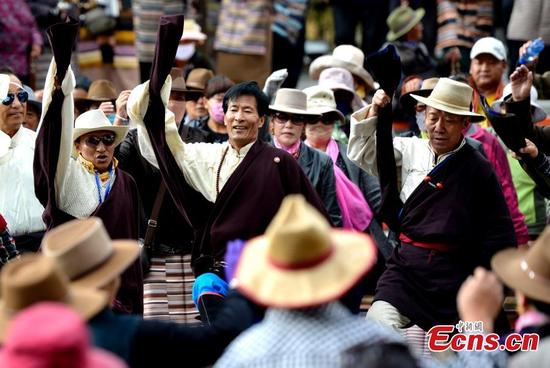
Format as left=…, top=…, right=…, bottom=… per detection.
left=272, top=112, right=310, bottom=125
left=84, top=134, right=116, bottom=147
left=2, top=91, right=29, bottom=106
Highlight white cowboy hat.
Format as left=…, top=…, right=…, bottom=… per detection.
left=411, top=78, right=485, bottom=122
left=180, top=19, right=207, bottom=42
left=235, top=195, right=377, bottom=308
left=269, top=88, right=322, bottom=117
left=303, top=86, right=345, bottom=123
left=72, top=109, right=129, bottom=157
left=309, top=45, right=375, bottom=91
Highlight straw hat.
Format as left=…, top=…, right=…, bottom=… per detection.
left=186, top=68, right=214, bottom=91
left=309, top=45, right=375, bottom=91
left=180, top=19, right=207, bottom=42
left=386, top=5, right=425, bottom=42
left=0, top=255, right=107, bottom=342
left=42, top=217, right=139, bottom=288
left=235, top=195, right=377, bottom=308
left=492, top=83, right=547, bottom=123
left=72, top=109, right=129, bottom=157
left=411, top=78, right=485, bottom=122
left=303, top=86, right=345, bottom=123
left=269, top=89, right=322, bottom=117
left=0, top=303, right=126, bottom=368
left=400, top=77, right=439, bottom=106
left=492, top=226, right=550, bottom=304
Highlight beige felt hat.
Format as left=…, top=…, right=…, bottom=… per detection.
left=235, top=195, right=377, bottom=309
left=386, top=5, right=425, bottom=42
left=492, top=226, right=550, bottom=304
left=72, top=109, right=129, bottom=157
left=0, top=254, right=108, bottom=342
left=42, top=218, right=139, bottom=288
left=269, top=88, right=322, bottom=117
left=186, top=68, right=214, bottom=91
left=411, top=78, right=485, bottom=122
left=309, top=45, right=375, bottom=91
left=83, top=80, right=118, bottom=102
left=303, top=86, right=345, bottom=123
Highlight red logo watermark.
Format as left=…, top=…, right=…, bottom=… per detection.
left=427, top=321, right=539, bottom=352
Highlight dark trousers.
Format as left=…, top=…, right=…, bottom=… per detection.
left=272, top=30, right=305, bottom=89
left=332, top=0, right=389, bottom=56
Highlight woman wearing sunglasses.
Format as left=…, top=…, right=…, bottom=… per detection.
left=0, top=72, right=46, bottom=252
left=34, top=20, right=143, bottom=315
left=269, top=88, right=342, bottom=227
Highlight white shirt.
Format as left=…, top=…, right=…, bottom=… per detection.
left=128, top=78, right=253, bottom=203
left=0, top=127, right=46, bottom=235
left=347, top=104, right=465, bottom=202
left=39, top=59, right=115, bottom=219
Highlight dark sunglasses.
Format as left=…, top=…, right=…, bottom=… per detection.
left=273, top=112, right=310, bottom=125
left=85, top=134, right=116, bottom=147
left=2, top=91, right=29, bottom=106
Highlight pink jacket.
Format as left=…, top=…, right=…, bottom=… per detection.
left=468, top=125, right=530, bottom=244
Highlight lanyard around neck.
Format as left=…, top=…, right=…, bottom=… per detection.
left=94, top=166, right=114, bottom=204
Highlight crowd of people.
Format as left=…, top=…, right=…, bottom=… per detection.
left=1, top=0, right=550, bottom=367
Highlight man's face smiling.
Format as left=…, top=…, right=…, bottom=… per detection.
left=225, top=95, right=265, bottom=150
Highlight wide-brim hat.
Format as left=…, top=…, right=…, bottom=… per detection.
left=78, top=79, right=118, bottom=103
left=0, top=255, right=107, bottom=342
left=492, top=226, right=550, bottom=304
left=303, top=86, right=345, bottom=123
left=386, top=6, right=425, bottom=42
left=72, top=109, right=129, bottom=157
left=492, top=83, right=547, bottom=123
left=411, top=78, right=485, bottom=122
left=309, top=45, right=376, bottom=91
left=42, top=217, right=139, bottom=289
left=180, top=19, right=207, bottom=42
left=269, top=88, right=322, bottom=117
left=22, top=85, right=42, bottom=114
left=169, top=67, right=196, bottom=95
left=186, top=68, right=214, bottom=91
left=235, top=195, right=377, bottom=308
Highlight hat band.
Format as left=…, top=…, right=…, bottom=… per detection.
left=520, top=259, right=550, bottom=286
left=71, top=248, right=114, bottom=280
left=268, top=247, right=334, bottom=270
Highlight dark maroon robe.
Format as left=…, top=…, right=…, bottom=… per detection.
left=33, top=20, right=143, bottom=314
left=141, top=15, right=330, bottom=275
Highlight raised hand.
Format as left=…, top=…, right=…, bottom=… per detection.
left=510, top=65, right=533, bottom=102
left=367, top=89, right=391, bottom=118
left=519, top=138, right=539, bottom=159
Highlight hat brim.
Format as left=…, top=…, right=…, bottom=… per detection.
left=0, top=287, right=107, bottom=343
left=308, top=107, right=346, bottom=123
left=181, top=32, right=207, bottom=42
left=492, top=100, right=547, bottom=123
left=400, top=88, right=432, bottom=107
left=309, top=56, right=375, bottom=91
left=386, top=8, right=425, bottom=42
left=411, top=94, right=485, bottom=122
left=492, top=247, right=550, bottom=304
left=269, top=105, right=322, bottom=117
left=72, top=125, right=129, bottom=157
left=235, top=230, right=377, bottom=308
left=71, top=240, right=140, bottom=288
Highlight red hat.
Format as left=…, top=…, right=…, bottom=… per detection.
left=0, top=302, right=126, bottom=368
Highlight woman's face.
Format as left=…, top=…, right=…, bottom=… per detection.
left=0, top=75, right=27, bottom=136
left=305, top=119, right=334, bottom=146
left=271, top=112, right=306, bottom=147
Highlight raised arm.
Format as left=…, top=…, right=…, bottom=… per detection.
left=33, top=19, right=78, bottom=212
